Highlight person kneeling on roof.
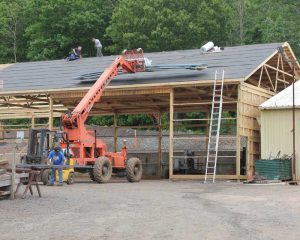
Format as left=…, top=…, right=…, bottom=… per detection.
left=67, top=46, right=82, bottom=61
left=47, top=146, right=65, bottom=186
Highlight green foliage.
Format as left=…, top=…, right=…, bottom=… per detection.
left=0, top=0, right=27, bottom=63
left=24, top=0, right=116, bottom=60
left=0, top=0, right=300, bottom=132
left=0, top=0, right=299, bottom=62
left=106, top=0, right=233, bottom=53
left=244, top=1, right=300, bottom=56
left=87, top=113, right=166, bottom=127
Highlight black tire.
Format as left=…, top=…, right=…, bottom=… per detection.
left=67, top=172, right=75, bottom=185
left=89, top=170, right=96, bottom=181
left=126, top=158, right=143, bottom=182
left=41, top=169, right=52, bottom=185
left=93, top=157, right=112, bottom=183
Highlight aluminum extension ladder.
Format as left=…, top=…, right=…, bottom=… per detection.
left=204, top=70, right=225, bottom=183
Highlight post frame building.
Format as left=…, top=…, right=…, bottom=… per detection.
left=0, top=42, right=299, bottom=180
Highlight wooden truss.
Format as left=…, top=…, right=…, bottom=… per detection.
left=245, top=42, right=300, bottom=93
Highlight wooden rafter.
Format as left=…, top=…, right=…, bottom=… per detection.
left=263, top=65, right=275, bottom=92
left=264, top=63, right=294, bottom=78
left=275, top=53, right=280, bottom=91
left=15, top=95, right=50, bottom=103
left=258, top=66, right=264, bottom=87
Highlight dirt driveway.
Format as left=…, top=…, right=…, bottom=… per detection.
left=1, top=179, right=300, bottom=240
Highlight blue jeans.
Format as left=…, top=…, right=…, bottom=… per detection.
left=50, top=165, right=63, bottom=184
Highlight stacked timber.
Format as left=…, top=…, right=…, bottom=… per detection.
left=0, top=159, right=9, bottom=197
left=0, top=159, right=8, bottom=172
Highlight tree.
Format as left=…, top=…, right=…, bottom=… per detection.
left=24, top=0, right=117, bottom=61
left=245, top=0, right=300, bottom=56
left=106, top=0, right=233, bottom=53
left=0, top=0, right=27, bottom=63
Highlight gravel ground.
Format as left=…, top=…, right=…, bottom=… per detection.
left=1, top=179, right=300, bottom=240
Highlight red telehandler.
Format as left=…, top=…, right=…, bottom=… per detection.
left=23, top=49, right=146, bottom=183
left=60, top=49, right=146, bottom=183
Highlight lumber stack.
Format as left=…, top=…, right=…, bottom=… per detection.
left=0, top=159, right=8, bottom=171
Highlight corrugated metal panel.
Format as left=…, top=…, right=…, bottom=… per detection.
left=260, top=80, right=300, bottom=108
left=255, top=159, right=292, bottom=180
left=260, top=109, right=300, bottom=180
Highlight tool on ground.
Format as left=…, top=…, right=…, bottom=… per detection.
left=204, top=70, right=225, bottom=183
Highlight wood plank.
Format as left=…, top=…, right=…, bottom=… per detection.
left=263, top=65, right=275, bottom=91
left=169, top=89, right=174, bottom=178
left=170, top=174, right=247, bottom=180
left=265, top=63, right=294, bottom=78
left=0, top=79, right=242, bottom=97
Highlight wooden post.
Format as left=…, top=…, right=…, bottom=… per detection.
left=10, top=148, right=16, bottom=200
left=31, top=114, right=35, bottom=129
left=158, top=112, right=162, bottom=178
left=169, top=89, right=174, bottom=179
left=236, top=88, right=241, bottom=179
left=114, top=112, right=117, bottom=152
left=0, top=121, right=3, bottom=140
left=205, top=110, right=210, bottom=149
left=49, top=96, right=53, bottom=130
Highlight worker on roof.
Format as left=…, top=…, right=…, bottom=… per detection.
left=67, top=46, right=82, bottom=61
left=92, top=38, right=103, bottom=57
left=47, top=146, right=65, bottom=186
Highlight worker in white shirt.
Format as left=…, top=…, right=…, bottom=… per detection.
left=92, top=38, right=103, bottom=57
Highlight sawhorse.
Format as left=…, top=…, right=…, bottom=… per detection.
left=15, top=170, right=42, bottom=199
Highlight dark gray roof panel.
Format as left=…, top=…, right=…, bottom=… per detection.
left=0, top=42, right=283, bottom=92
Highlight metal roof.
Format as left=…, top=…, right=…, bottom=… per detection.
left=0, top=42, right=284, bottom=92
left=260, top=80, right=300, bottom=109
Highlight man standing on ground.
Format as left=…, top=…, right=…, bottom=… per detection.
left=92, top=38, right=103, bottom=57
left=47, top=146, right=65, bottom=186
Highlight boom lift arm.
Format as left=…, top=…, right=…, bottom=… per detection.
left=60, top=49, right=145, bottom=171
left=62, top=49, right=145, bottom=129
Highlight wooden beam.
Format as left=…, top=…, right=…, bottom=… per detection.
left=158, top=112, right=162, bottom=178
left=275, top=54, right=280, bottom=91
left=49, top=97, right=53, bottom=130
left=264, top=63, right=294, bottom=78
left=263, top=65, right=275, bottom=92
left=0, top=102, right=41, bottom=110
left=113, top=112, right=117, bottom=152
left=258, top=66, right=263, bottom=87
left=15, top=95, right=50, bottom=103
left=282, top=42, right=300, bottom=79
left=31, top=114, right=35, bottom=128
left=236, top=85, right=241, bottom=178
left=169, top=89, right=174, bottom=178
left=170, top=174, right=247, bottom=180
left=0, top=79, right=242, bottom=97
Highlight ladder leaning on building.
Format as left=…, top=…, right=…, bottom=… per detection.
left=205, top=70, right=225, bottom=183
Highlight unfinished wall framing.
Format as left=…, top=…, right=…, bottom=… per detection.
left=0, top=42, right=299, bottom=180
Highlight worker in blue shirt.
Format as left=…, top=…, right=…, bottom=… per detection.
left=47, top=146, right=65, bottom=186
